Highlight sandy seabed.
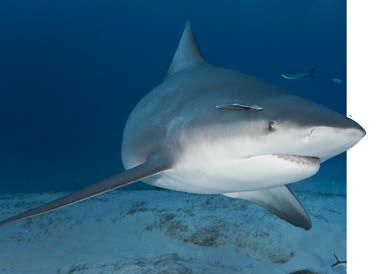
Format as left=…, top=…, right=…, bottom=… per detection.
left=0, top=190, right=346, bottom=274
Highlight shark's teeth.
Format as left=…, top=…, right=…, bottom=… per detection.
left=272, top=154, right=320, bottom=166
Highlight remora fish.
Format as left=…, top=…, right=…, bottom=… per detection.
left=281, top=67, right=316, bottom=80
left=0, top=22, right=365, bottom=230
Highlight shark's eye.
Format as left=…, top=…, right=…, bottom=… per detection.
left=268, top=120, right=277, bottom=132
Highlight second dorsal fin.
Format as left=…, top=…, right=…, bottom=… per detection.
left=165, top=21, right=204, bottom=79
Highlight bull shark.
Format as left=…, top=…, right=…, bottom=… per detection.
left=0, top=22, right=365, bottom=230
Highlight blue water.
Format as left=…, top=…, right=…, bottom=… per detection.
left=0, top=0, right=346, bottom=194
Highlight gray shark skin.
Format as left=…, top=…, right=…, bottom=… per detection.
left=0, top=22, right=365, bottom=230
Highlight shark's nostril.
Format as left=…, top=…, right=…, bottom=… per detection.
left=308, top=128, right=315, bottom=140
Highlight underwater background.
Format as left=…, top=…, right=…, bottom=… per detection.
left=0, top=0, right=345, bottom=194
left=0, top=1, right=347, bottom=273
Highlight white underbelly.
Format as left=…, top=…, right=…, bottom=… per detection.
left=144, top=154, right=320, bottom=194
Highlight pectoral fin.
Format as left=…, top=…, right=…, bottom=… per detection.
left=224, top=186, right=311, bottom=230
left=0, top=154, right=171, bottom=226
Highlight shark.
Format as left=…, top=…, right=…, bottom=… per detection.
left=0, top=22, right=365, bottom=230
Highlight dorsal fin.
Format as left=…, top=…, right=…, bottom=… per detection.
left=165, top=21, right=204, bottom=79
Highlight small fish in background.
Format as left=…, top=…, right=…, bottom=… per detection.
left=331, top=253, right=346, bottom=268
left=281, top=67, right=316, bottom=80
left=331, top=77, right=343, bottom=85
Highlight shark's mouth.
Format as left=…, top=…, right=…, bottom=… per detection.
left=272, top=154, right=320, bottom=166
left=242, top=153, right=320, bottom=167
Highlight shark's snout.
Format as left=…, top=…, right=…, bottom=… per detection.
left=347, top=118, right=366, bottom=138
left=267, top=96, right=366, bottom=162
left=347, top=124, right=366, bottom=144
left=306, top=117, right=365, bottom=162
left=340, top=119, right=366, bottom=149
left=313, top=117, right=365, bottom=140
